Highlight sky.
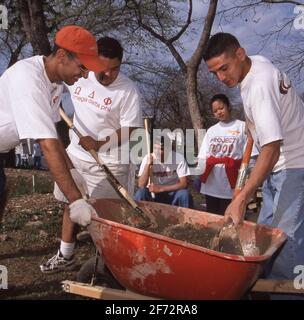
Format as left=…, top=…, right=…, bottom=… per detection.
left=179, top=0, right=304, bottom=89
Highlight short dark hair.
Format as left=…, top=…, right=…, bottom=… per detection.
left=203, top=33, right=241, bottom=61
left=52, top=44, right=60, bottom=56
left=97, top=37, right=123, bottom=61
left=210, top=94, right=231, bottom=111
left=51, top=44, right=74, bottom=60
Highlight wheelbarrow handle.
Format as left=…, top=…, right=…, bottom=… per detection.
left=59, top=107, right=154, bottom=227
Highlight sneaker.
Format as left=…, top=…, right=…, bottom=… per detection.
left=40, top=250, right=75, bottom=273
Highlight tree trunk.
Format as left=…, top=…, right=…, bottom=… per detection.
left=186, top=68, right=204, bottom=149
left=17, top=0, right=51, bottom=55
left=186, top=0, right=218, bottom=143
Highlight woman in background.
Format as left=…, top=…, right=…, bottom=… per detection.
left=197, top=94, right=253, bottom=215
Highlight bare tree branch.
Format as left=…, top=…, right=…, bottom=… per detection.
left=262, top=0, right=302, bottom=5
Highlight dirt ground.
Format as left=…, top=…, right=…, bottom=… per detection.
left=0, top=168, right=95, bottom=300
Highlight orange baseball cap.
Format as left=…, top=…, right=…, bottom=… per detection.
left=55, top=25, right=105, bottom=72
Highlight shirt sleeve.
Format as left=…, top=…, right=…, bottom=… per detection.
left=249, top=75, right=283, bottom=147
left=176, top=154, right=190, bottom=178
left=120, top=86, right=143, bottom=128
left=7, top=67, right=58, bottom=141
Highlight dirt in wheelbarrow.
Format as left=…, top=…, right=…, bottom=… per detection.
left=161, top=222, right=219, bottom=250
left=156, top=222, right=259, bottom=256
left=112, top=202, right=258, bottom=256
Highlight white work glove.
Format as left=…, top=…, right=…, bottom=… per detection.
left=69, top=199, right=97, bottom=227
left=53, top=168, right=89, bottom=203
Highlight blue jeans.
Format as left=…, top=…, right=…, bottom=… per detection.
left=34, top=156, right=41, bottom=169
left=134, top=187, right=192, bottom=208
left=15, top=154, right=22, bottom=167
left=258, top=169, right=304, bottom=282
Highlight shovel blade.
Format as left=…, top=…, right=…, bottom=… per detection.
left=217, top=217, right=244, bottom=255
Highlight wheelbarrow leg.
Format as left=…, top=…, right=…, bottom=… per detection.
left=77, top=254, right=124, bottom=290
left=90, top=249, right=99, bottom=286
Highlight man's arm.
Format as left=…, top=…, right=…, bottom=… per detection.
left=55, top=136, right=74, bottom=169
left=38, top=138, right=81, bottom=203
left=225, top=140, right=281, bottom=225
left=138, top=154, right=153, bottom=188
left=149, top=176, right=188, bottom=193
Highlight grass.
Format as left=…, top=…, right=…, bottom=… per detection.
left=0, top=213, right=28, bottom=232
left=40, top=206, right=63, bottom=235
left=9, top=174, right=53, bottom=197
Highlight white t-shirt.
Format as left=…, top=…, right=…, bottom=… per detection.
left=241, top=55, right=304, bottom=172
left=0, top=56, right=62, bottom=153
left=65, top=72, right=143, bottom=164
left=138, top=151, right=190, bottom=186
left=198, top=119, right=248, bottom=199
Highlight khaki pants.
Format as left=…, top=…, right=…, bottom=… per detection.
left=54, top=152, right=132, bottom=202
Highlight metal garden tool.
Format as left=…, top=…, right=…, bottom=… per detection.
left=211, top=137, right=254, bottom=255
left=215, top=216, right=244, bottom=255
left=59, top=107, right=156, bottom=229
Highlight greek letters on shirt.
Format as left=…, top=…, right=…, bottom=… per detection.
left=73, top=86, right=112, bottom=112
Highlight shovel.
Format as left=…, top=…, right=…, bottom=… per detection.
left=211, top=137, right=254, bottom=255
left=144, top=117, right=155, bottom=200
left=59, top=107, right=156, bottom=229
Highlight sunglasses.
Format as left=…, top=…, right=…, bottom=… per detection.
left=65, top=50, right=89, bottom=74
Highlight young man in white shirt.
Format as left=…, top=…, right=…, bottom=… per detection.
left=134, top=136, right=192, bottom=208
left=40, top=37, right=143, bottom=273
left=0, top=25, right=108, bottom=228
left=204, top=33, right=304, bottom=288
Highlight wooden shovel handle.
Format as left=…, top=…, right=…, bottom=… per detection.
left=59, top=107, right=155, bottom=227
left=241, top=137, right=254, bottom=166
left=144, top=118, right=155, bottom=199
left=234, top=137, right=254, bottom=197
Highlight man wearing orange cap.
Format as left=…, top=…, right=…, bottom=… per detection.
left=0, top=25, right=107, bottom=227
left=40, top=37, right=143, bottom=273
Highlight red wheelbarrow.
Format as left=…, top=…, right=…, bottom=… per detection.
left=63, top=198, right=286, bottom=300
left=65, top=199, right=286, bottom=300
